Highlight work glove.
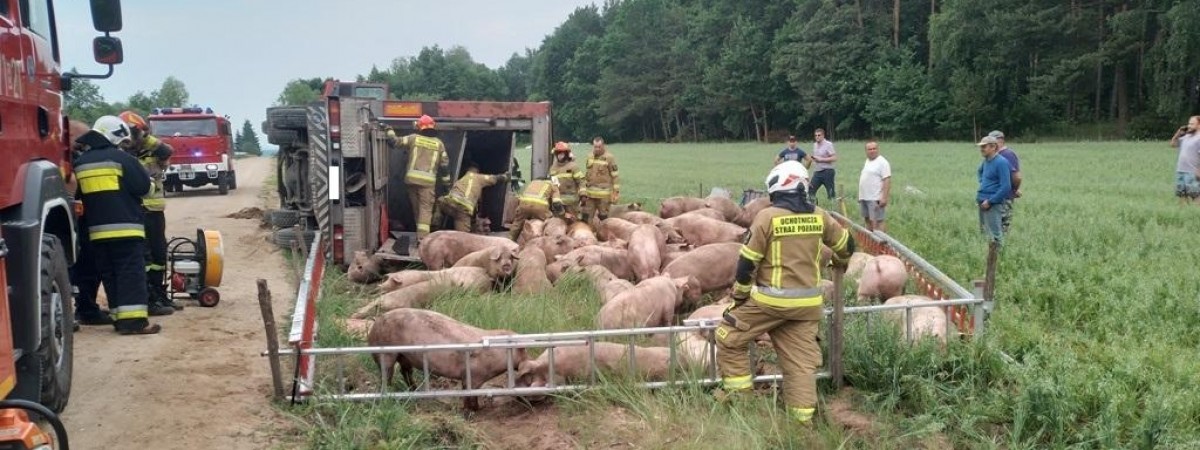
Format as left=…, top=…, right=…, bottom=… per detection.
left=730, top=281, right=751, bottom=305
left=497, top=173, right=510, bottom=183
left=831, top=253, right=850, bottom=271
left=385, top=126, right=397, bottom=140
left=550, top=201, right=565, bottom=215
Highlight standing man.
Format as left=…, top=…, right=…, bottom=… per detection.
left=976, top=135, right=1012, bottom=245
left=581, top=137, right=619, bottom=224
left=1170, top=116, right=1200, bottom=206
left=120, top=111, right=177, bottom=314
left=386, top=115, right=449, bottom=242
left=717, top=161, right=854, bottom=425
left=774, top=135, right=812, bottom=168
left=857, top=140, right=891, bottom=232
left=510, top=176, right=564, bottom=241
left=73, top=116, right=161, bottom=335
left=549, top=141, right=585, bottom=218
left=438, top=164, right=507, bottom=232
left=989, top=130, right=1021, bottom=231
left=67, top=120, right=113, bottom=326
left=808, top=128, right=838, bottom=205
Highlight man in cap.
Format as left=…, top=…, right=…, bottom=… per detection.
left=988, top=130, right=1021, bottom=231
left=976, top=135, right=1012, bottom=245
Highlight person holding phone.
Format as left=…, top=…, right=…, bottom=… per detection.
left=1170, top=116, right=1200, bottom=206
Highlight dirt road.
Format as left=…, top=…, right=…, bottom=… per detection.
left=61, top=157, right=292, bottom=449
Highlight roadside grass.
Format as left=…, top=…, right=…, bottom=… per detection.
left=285, top=140, right=1200, bottom=448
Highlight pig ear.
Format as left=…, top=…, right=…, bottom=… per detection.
left=490, top=248, right=503, bottom=261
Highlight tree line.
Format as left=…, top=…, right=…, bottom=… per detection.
left=66, top=75, right=263, bottom=155
left=275, top=0, right=1200, bottom=143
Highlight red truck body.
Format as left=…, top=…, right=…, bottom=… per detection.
left=151, top=107, right=237, bottom=195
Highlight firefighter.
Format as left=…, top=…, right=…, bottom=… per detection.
left=385, top=115, right=449, bottom=242
left=438, top=164, right=508, bottom=232
left=580, top=137, right=619, bottom=224
left=716, top=160, right=854, bottom=425
left=73, top=116, right=162, bottom=335
left=509, top=176, right=564, bottom=241
left=66, top=121, right=113, bottom=326
left=549, top=141, right=585, bottom=218
left=119, top=111, right=178, bottom=314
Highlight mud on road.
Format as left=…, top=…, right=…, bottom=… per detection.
left=61, top=157, right=295, bottom=449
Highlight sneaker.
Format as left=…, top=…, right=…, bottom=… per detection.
left=148, top=303, right=175, bottom=316
left=117, top=323, right=162, bottom=335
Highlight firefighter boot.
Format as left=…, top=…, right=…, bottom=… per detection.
left=147, top=269, right=181, bottom=312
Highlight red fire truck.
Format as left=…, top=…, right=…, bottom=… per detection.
left=0, top=0, right=124, bottom=447
left=152, top=106, right=238, bottom=195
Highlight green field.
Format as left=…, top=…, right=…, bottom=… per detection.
left=289, top=140, right=1200, bottom=449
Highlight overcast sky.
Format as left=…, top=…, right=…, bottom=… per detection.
left=57, top=0, right=598, bottom=141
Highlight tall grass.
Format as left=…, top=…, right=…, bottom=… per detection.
left=292, top=139, right=1200, bottom=448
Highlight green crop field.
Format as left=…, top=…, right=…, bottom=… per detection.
left=284, top=140, right=1200, bottom=449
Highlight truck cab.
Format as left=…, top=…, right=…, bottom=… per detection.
left=152, top=107, right=237, bottom=195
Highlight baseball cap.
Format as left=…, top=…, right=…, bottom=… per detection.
left=976, top=135, right=999, bottom=146
left=787, top=135, right=797, bottom=142
left=988, top=130, right=1005, bottom=139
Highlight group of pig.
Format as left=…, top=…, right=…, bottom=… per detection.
left=344, top=193, right=951, bottom=411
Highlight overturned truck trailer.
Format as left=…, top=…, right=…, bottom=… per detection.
left=263, top=80, right=552, bottom=267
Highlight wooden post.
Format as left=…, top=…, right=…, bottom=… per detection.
left=257, top=279, right=285, bottom=401
left=837, top=183, right=849, bottom=219
left=829, top=266, right=846, bottom=389
left=983, top=241, right=999, bottom=302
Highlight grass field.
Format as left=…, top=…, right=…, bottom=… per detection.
left=287, top=140, right=1200, bottom=449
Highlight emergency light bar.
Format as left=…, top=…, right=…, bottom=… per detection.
left=151, top=107, right=215, bottom=115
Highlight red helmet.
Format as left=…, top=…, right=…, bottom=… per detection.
left=553, top=141, right=570, bottom=153
left=416, top=115, right=435, bottom=131
left=118, top=111, right=149, bottom=133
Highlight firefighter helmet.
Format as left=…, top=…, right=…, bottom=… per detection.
left=93, top=115, right=133, bottom=147
left=118, top=111, right=150, bottom=133
left=765, top=160, right=809, bottom=194
left=553, top=141, right=570, bottom=153
left=416, top=115, right=436, bottom=130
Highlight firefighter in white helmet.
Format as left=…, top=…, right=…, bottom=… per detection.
left=715, top=160, right=854, bottom=424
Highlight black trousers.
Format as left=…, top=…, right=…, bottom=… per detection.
left=144, top=210, right=169, bottom=303
left=809, top=169, right=836, bottom=203
left=69, top=230, right=104, bottom=317
left=93, top=238, right=149, bottom=331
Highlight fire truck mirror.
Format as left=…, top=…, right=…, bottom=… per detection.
left=93, top=36, right=123, bottom=65
left=90, top=0, right=123, bottom=32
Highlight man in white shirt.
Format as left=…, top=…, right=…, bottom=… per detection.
left=858, top=140, right=891, bottom=232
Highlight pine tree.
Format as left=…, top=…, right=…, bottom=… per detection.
left=239, top=120, right=263, bottom=156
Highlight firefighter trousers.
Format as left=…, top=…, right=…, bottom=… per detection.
left=92, top=238, right=150, bottom=332
left=68, top=230, right=104, bottom=319
left=716, top=301, right=823, bottom=423
left=509, top=203, right=550, bottom=241
left=144, top=210, right=171, bottom=306
left=580, top=195, right=611, bottom=223
left=438, top=199, right=473, bottom=232
left=408, top=184, right=435, bottom=239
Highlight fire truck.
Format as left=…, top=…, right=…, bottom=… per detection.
left=262, top=80, right=552, bottom=267
left=0, top=0, right=124, bottom=446
left=152, top=106, right=238, bottom=195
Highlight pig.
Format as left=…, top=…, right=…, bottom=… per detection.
left=524, top=235, right=577, bottom=261
left=597, top=276, right=701, bottom=329
left=560, top=265, right=634, bottom=304
left=419, top=230, right=519, bottom=270
left=660, top=250, right=689, bottom=269
left=347, top=250, right=384, bottom=284
left=599, top=238, right=628, bottom=249
left=658, top=196, right=707, bottom=219
left=845, top=252, right=873, bottom=280
left=352, top=270, right=492, bottom=318
left=608, top=202, right=643, bottom=218
left=857, top=254, right=908, bottom=302
left=542, top=217, right=569, bottom=237
left=379, top=266, right=493, bottom=293
left=703, top=196, right=742, bottom=222
left=676, top=208, right=727, bottom=222
left=368, top=309, right=528, bottom=411
left=546, top=261, right=566, bottom=284
left=517, top=219, right=545, bottom=245
left=556, top=246, right=636, bottom=281
left=733, top=197, right=771, bottom=227
left=451, top=246, right=518, bottom=280
left=882, top=295, right=949, bottom=345
left=598, top=217, right=639, bottom=242
left=620, top=211, right=665, bottom=226
left=663, top=214, right=747, bottom=247
left=515, top=341, right=671, bottom=387
left=569, top=221, right=599, bottom=247
left=599, top=279, right=636, bottom=304
left=342, top=318, right=374, bottom=338
left=512, top=246, right=553, bottom=295
left=657, top=222, right=686, bottom=244
left=628, top=224, right=667, bottom=281
left=662, top=242, right=741, bottom=296
left=675, top=334, right=716, bottom=372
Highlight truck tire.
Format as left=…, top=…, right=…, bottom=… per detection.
left=11, top=235, right=74, bottom=413
left=271, top=228, right=315, bottom=249
left=267, top=129, right=300, bottom=146
left=268, top=209, right=301, bottom=228
left=217, top=173, right=230, bottom=195
left=268, top=107, right=309, bottom=130
left=229, top=171, right=238, bottom=190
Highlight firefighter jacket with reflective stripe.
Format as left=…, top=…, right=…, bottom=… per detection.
left=738, top=206, right=850, bottom=308
left=519, top=179, right=562, bottom=208
left=446, top=172, right=500, bottom=215
left=137, top=135, right=172, bottom=211
left=549, top=160, right=585, bottom=203
left=393, top=134, right=448, bottom=186
left=73, top=132, right=151, bottom=242
left=584, top=152, right=619, bottom=197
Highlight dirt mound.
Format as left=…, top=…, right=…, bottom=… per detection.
left=225, top=206, right=265, bottom=219
left=472, top=402, right=577, bottom=450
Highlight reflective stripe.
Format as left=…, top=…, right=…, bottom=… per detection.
left=831, top=228, right=849, bottom=253
left=750, top=287, right=822, bottom=308
left=406, top=170, right=436, bottom=184
left=406, top=136, right=442, bottom=185
left=89, top=223, right=145, bottom=241
left=588, top=158, right=609, bottom=166
left=520, top=197, right=549, bottom=207
left=146, top=264, right=166, bottom=271
left=76, top=161, right=122, bottom=172
left=521, top=181, right=551, bottom=206
left=113, top=305, right=148, bottom=320
left=559, top=194, right=578, bottom=204
left=77, top=161, right=124, bottom=194
left=585, top=187, right=611, bottom=196
left=447, top=194, right=475, bottom=213
left=416, top=223, right=430, bottom=232
left=789, top=407, right=815, bottom=423
left=722, top=375, right=753, bottom=391
left=756, top=285, right=823, bottom=298
left=732, top=281, right=751, bottom=295
left=770, top=241, right=782, bottom=287
left=739, top=245, right=763, bottom=262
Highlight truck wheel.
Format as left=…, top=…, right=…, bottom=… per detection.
left=271, top=228, right=315, bottom=249
left=229, top=171, right=238, bottom=190
left=217, top=173, right=230, bottom=195
left=11, top=235, right=74, bottom=413
left=268, top=209, right=301, bottom=228
left=267, top=107, right=309, bottom=130
left=267, top=128, right=300, bottom=146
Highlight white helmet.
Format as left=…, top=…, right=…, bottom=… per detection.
left=765, top=161, right=809, bottom=194
left=92, top=115, right=132, bottom=146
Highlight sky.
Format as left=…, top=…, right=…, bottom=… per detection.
left=57, top=0, right=598, bottom=143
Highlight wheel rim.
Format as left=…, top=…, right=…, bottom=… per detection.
left=50, top=290, right=65, bottom=371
